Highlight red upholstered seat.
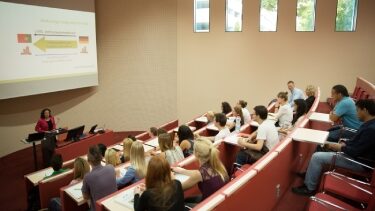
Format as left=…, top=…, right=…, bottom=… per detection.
left=307, top=193, right=360, bottom=211
left=319, top=172, right=373, bottom=204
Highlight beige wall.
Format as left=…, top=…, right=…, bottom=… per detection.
left=177, top=0, right=375, bottom=123
left=0, top=0, right=177, bottom=157
left=1, top=0, right=375, bottom=157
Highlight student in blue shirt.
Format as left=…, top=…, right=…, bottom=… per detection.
left=328, top=85, right=362, bottom=142
left=116, top=141, right=147, bottom=188
left=287, top=81, right=305, bottom=107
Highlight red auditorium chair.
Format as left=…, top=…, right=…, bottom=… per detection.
left=307, top=191, right=375, bottom=211
left=317, top=153, right=375, bottom=205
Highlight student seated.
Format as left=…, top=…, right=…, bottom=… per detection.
left=274, top=91, right=293, bottom=128
left=206, top=111, right=215, bottom=124
left=149, top=127, right=158, bottom=138
left=158, top=133, right=184, bottom=165
left=49, top=157, right=90, bottom=211
left=305, top=85, right=316, bottom=112
left=97, top=143, right=107, bottom=157
left=117, top=141, right=147, bottom=188
left=105, top=148, right=121, bottom=167
left=327, top=84, right=362, bottom=142
left=172, top=138, right=229, bottom=206
left=237, top=100, right=251, bottom=124
left=176, top=125, right=195, bottom=157
left=71, top=157, right=90, bottom=185
left=221, top=101, right=232, bottom=114
left=292, top=99, right=375, bottom=196
left=236, top=106, right=279, bottom=165
left=287, top=81, right=305, bottom=107
left=227, top=105, right=245, bottom=130
left=197, top=113, right=230, bottom=143
left=279, top=99, right=307, bottom=134
left=44, top=154, right=67, bottom=179
left=133, top=156, right=184, bottom=211
left=82, top=145, right=117, bottom=211
left=120, top=138, right=133, bottom=163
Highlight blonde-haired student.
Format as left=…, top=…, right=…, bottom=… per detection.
left=172, top=137, right=229, bottom=205
left=117, top=141, right=147, bottom=188
left=121, top=138, right=133, bottom=163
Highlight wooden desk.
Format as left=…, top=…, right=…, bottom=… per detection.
left=292, top=128, right=329, bottom=145
left=173, top=126, right=196, bottom=133
left=195, top=116, right=208, bottom=123
left=55, top=130, right=115, bottom=162
left=309, top=112, right=333, bottom=123
left=101, top=173, right=190, bottom=210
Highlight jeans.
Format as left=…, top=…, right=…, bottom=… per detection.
left=235, top=150, right=249, bottom=165
left=304, top=152, right=364, bottom=191
left=327, top=126, right=356, bottom=143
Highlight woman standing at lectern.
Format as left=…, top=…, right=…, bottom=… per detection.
left=35, top=108, right=56, bottom=132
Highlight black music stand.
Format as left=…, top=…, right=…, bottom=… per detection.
left=26, top=132, right=45, bottom=170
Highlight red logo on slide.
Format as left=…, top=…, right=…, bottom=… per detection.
left=17, top=34, right=32, bottom=43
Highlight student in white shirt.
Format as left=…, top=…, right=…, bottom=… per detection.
left=197, top=113, right=230, bottom=143
left=237, top=100, right=251, bottom=124
left=274, top=91, right=293, bottom=128
left=236, top=105, right=279, bottom=165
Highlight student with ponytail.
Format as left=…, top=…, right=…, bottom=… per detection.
left=172, top=137, right=229, bottom=205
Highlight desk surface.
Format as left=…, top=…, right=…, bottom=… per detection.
left=309, top=112, right=332, bottom=123
left=292, top=128, right=329, bottom=145
left=101, top=173, right=190, bottom=211
left=195, top=116, right=208, bottom=123
left=64, top=162, right=130, bottom=205
left=25, top=167, right=54, bottom=186
left=173, top=126, right=196, bottom=133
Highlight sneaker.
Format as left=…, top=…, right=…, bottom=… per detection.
left=292, top=185, right=315, bottom=196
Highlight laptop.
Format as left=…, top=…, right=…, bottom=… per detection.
left=89, top=124, right=98, bottom=134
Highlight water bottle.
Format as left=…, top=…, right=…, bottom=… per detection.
left=235, top=116, right=241, bottom=132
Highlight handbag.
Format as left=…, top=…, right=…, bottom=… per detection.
left=243, top=143, right=269, bottom=162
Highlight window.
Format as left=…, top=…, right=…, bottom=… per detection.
left=335, top=0, right=358, bottom=31
left=260, top=0, right=278, bottom=31
left=194, top=0, right=210, bottom=32
left=226, top=0, right=243, bottom=32
left=296, top=0, right=316, bottom=31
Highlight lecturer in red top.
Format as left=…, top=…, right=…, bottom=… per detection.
left=35, top=108, right=56, bottom=132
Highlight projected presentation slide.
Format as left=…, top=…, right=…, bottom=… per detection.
left=0, top=1, right=98, bottom=99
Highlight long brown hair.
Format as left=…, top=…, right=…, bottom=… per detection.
left=233, top=105, right=244, bottom=125
left=145, top=156, right=175, bottom=210
left=158, top=133, right=173, bottom=152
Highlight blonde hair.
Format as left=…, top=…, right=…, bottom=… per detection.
left=123, top=138, right=133, bottom=162
left=105, top=148, right=120, bottom=166
left=305, top=85, right=316, bottom=97
left=206, top=111, right=215, bottom=122
left=130, top=141, right=147, bottom=178
left=73, top=157, right=90, bottom=180
left=158, top=133, right=173, bottom=152
left=194, top=138, right=228, bottom=182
